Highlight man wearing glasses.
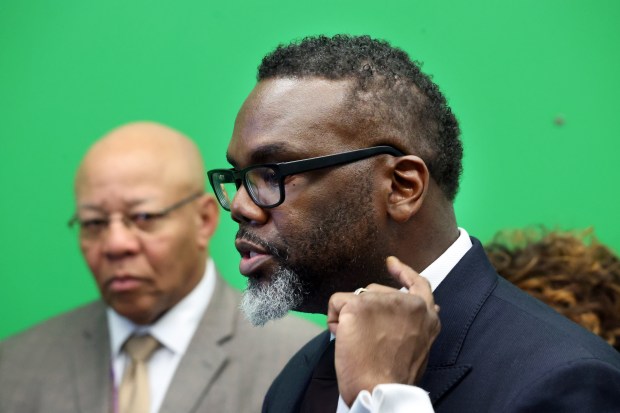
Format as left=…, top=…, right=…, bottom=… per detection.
left=0, top=121, right=319, bottom=413
left=208, top=35, right=620, bottom=412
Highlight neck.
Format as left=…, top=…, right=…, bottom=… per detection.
left=395, top=198, right=460, bottom=273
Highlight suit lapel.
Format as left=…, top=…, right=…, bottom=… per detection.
left=158, top=274, right=233, bottom=413
left=418, top=238, right=498, bottom=404
left=265, top=331, right=332, bottom=413
left=288, top=332, right=332, bottom=413
left=72, top=301, right=112, bottom=413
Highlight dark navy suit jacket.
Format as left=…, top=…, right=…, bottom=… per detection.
left=263, top=238, right=620, bottom=412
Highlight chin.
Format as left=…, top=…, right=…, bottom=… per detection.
left=240, top=265, right=306, bottom=325
left=110, top=302, right=154, bottom=325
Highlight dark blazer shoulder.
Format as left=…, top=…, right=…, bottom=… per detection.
left=262, top=330, right=330, bottom=413
left=426, top=237, right=620, bottom=412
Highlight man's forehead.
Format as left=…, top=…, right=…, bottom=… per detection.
left=251, top=77, right=352, bottom=103
left=75, top=196, right=153, bottom=212
left=241, top=78, right=352, bottom=126
left=226, top=141, right=311, bottom=167
left=75, top=156, right=189, bottom=210
left=227, top=77, right=356, bottom=166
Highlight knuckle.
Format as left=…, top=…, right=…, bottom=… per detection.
left=406, top=294, right=427, bottom=310
left=417, top=275, right=432, bottom=289
left=328, top=292, right=343, bottom=307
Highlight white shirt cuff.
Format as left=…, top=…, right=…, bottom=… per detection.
left=336, top=384, right=434, bottom=413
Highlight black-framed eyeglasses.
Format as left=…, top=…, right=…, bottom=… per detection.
left=207, top=145, right=405, bottom=211
left=68, top=192, right=203, bottom=239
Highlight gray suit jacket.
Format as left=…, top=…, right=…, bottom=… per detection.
left=0, top=275, right=320, bottom=413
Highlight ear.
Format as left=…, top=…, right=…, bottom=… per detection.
left=387, top=155, right=429, bottom=223
left=195, top=194, right=220, bottom=249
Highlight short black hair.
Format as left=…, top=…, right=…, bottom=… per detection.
left=258, top=34, right=463, bottom=201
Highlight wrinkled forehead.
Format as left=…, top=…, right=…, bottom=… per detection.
left=227, top=77, right=357, bottom=167
left=75, top=148, right=194, bottom=206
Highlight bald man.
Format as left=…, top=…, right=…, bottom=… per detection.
left=0, top=122, right=320, bottom=413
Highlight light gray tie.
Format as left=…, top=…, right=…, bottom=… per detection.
left=118, top=334, right=161, bottom=413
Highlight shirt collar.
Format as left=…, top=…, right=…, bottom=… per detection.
left=420, top=228, right=472, bottom=292
left=107, top=258, right=216, bottom=357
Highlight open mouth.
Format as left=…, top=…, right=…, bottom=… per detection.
left=236, top=238, right=275, bottom=277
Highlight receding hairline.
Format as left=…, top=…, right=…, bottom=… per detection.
left=75, top=121, right=206, bottom=193
left=250, top=75, right=418, bottom=152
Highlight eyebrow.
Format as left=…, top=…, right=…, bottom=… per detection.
left=226, top=143, right=301, bottom=168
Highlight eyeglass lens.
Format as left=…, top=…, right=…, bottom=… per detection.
left=246, top=167, right=281, bottom=207
left=77, top=214, right=161, bottom=240
left=212, top=166, right=281, bottom=210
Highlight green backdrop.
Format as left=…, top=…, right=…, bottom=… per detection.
left=1, top=0, right=619, bottom=340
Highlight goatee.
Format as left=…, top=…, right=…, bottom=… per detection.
left=240, top=265, right=305, bottom=326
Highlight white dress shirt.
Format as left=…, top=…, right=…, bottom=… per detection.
left=336, top=228, right=473, bottom=413
left=107, top=258, right=216, bottom=413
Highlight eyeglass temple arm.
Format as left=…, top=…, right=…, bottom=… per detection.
left=277, top=146, right=405, bottom=176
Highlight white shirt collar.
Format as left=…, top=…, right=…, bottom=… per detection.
left=107, top=258, right=216, bottom=358
left=420, top=227, right=472, bottom=292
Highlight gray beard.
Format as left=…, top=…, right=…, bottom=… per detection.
left=240, top=266, right=305, bottom=326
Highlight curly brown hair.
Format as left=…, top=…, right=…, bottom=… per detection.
left=485, top=228, right=620, bottom=351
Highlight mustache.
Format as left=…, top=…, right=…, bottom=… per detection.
left=236, top=227, right=288, bottom=261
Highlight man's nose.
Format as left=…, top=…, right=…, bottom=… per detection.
left=101, top=218, right=140, bottom=259
left=230, top=185, right=268, bottom=226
